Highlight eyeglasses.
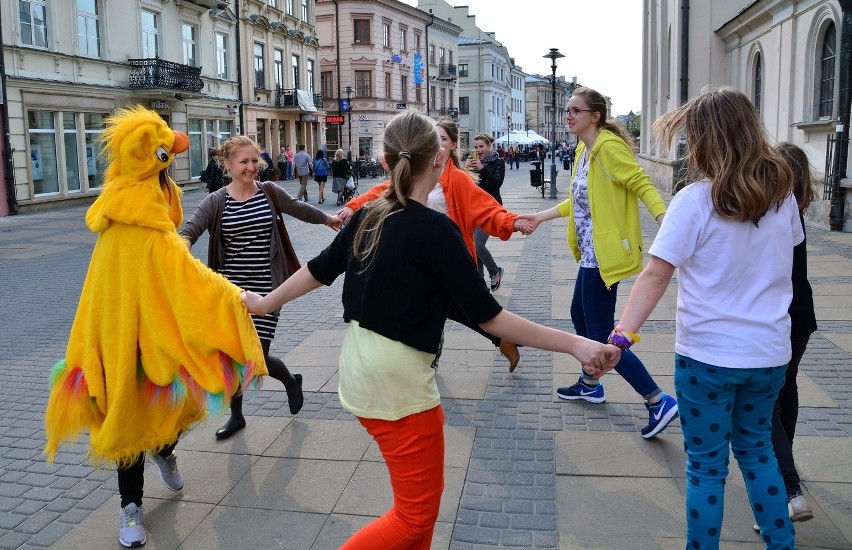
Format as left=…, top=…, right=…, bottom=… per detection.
left=567, top=108, right=595, bottom=117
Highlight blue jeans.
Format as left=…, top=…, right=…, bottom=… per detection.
left=284, top=161, right=293, bottom=180
left=570, top=267, right=659, bottom=399
left=674, top=354, right=795, bottom=550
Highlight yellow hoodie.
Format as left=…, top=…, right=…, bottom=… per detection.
left=44, top=107, right=266, bottom=466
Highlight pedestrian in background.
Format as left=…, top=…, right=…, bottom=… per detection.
left=465, top=133, right=506, bottom=292
left=294, top=144, right=313, bottom=202
left=313, top=149, right=330, bottom=204
left=277, top=147, right=287, bottom=182
left=242, top=109, right=618, bottom=549
left=285, top=145, right=295, bottom=180
left=610, top=87, right=801, bottom=549
left=180, top=135, right=342, bottom=440
left=200, top=148, right=224, bottom=193
left=259, top=147, right=273, bottom=181
left=520, top=86, right=677, bottom=439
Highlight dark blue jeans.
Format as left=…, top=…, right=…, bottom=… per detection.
left=570, top=267, right=660, bottom=399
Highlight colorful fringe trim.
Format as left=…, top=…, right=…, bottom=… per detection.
left=44, top=361, right=103, bottom=462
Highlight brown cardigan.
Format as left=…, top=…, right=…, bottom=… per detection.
left=179, top=182, right=329, bottom=290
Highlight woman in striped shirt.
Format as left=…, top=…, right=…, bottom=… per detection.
left=181, top=136, right=341, bottom=439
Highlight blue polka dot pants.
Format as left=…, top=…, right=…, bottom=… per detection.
left=674, top=354, right=797, bottom=550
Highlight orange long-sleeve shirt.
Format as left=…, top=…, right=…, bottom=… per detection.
left=345, top=160, right=517, bottom=262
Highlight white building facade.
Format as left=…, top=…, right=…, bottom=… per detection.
left=641, top=0, right=852, bottom=231
left=3, top=0, right=241, bottom=212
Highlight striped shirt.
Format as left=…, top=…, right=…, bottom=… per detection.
left=219, top=190, right=278, bottom=340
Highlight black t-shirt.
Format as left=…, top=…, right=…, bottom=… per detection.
left=308, top=201, right=502, bottom=353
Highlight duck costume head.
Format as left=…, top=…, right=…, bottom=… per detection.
left=45, top=106, right=266, bottom=467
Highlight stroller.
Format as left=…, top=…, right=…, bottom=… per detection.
left=335, top=170, right=359, bottom=206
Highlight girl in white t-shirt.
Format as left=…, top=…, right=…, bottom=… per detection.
left=601, top=87, right=802, bottom=550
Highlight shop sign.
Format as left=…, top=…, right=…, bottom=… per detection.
left=150, top=100, right=170, bottom=110
left=300, top=114, right=319, bottom=122
left=326, top=115, right=345, bottom=125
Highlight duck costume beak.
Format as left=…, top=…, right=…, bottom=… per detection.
left=171, top=131, right=189, bottom=155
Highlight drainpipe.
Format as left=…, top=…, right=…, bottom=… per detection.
left=334, top=0, right=341, bottom=116
left=425, top=14, right=433, bottom=114
left=0, top=6, right=19, bottom=214
left=673, top=0, right=690, bottom=193
left=235, top=0, right=245, bottom=134
left=829, top=0, right=851, bottom=230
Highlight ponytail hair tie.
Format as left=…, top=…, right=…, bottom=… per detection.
left=398, top=151, right=411, bottom=160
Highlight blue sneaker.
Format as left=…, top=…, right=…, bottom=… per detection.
left=556, top=376, right=606, bottom=403
left=641, top=394, right=679, bottom=439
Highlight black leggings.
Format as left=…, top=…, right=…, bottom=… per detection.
left=260, top=338, right=294, bottom=386
left=117, top=441, right=178, bottom=508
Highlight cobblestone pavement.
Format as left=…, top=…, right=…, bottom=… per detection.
left=0, top=165, right=850, bottom=549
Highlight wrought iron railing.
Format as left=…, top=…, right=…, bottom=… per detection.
left=438, top=63, right=457, bottom=80
left=128, top=58, right=203, bottom=92
left=274, top=89, right=324, bottom=109
left=824, top=133, right=849, bottom=201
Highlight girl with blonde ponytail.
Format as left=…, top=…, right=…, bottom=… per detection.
left=242, top=110, right=617, bottom=549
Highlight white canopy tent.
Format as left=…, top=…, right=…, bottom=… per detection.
left=493, top=131, right=548, bottom=147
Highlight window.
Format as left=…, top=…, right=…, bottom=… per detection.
left=818, top=22, right=836, bottom=118
left=440, top=88, right=446, bottom=111
left=301, top=0, right=308, bottom=22
left=384, top=72, right=392, bottom=99
left=267, top=0, right=278, bottom=7
left=429, top=44, right=435, bottom=65
left=449, top=50, right=453, bottom=64
left=459, top=96, right=469, bottom=115
left=414, top=33, right=420, bottom=53
left=307, top=60, right=315, bottom=93
left=383, top=23, right=390, bottom=47
left=19, top=0, right=47, bottom=48
left=83, top=113, right=107, bottom=188
left=430, top=86, right=436, bottom=110
left=63, top=114, right=82, bottom=192
left=354, top=19, right=370, bottom=44
left=439, top=47, right=445, bottom=65
left=449, top=89, right=454, bottom=110
left=753, top=52, right=762, bottom=113
left=28, top=111, right=58, bottom=195
left=401, top=75, right=408, bottom=101
left=286, top=0, right=294, bottom=15
left=216, top=33, right=229, bottom=79
left=458, top=64, right=468, bottom=78
left=141, top=10, right=158, bottom=58
left=400, top=27, right=407, bottom=51
left=181, top=23, right=197, bottom=67
left=76, top=0, right=100, bottom=57
left=291, top=54, right=300, bottom=89
left=415, top=85, right=421, bottom=103
left=274, top=49, right=284, bottom=90
left=359, top=137, right=372, bottom=158
left=254, top=43, right=265, bottom=88
left=355, top=70, right=371, bottom=97
left=189, top=119, right=203, bottom=177
left=321, top=71, right=334, bottom=98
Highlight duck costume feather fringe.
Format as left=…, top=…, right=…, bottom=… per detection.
left=44, top=106, right=267, bottom=467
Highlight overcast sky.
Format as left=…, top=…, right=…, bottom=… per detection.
left=400, top=0, right=644, bottom=115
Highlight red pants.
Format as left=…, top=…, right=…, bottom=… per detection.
left=341, top=405, right=445, bottom=550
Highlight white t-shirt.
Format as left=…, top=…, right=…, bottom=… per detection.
left=649, top=181, right=804, bottom=369
left=427, top=182, right=448, bottom=215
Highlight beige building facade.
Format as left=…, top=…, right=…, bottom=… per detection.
left=641, top=0, right=852, bottom=231
left=3, top=0, right=241, bottom=212
left=315, top=0, right=430, bottom=160
left=239, top=0, right=325, bottom=161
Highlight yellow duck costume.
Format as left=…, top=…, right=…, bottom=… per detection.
left=44, top=106, right=266, bottom=467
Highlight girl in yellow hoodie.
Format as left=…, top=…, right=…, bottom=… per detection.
left=521, top=87, right=678, bottom=439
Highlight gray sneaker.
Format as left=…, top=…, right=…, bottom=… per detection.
left=119, top=503, right=146, bottom=548
left=150, top=452, right=184, bottom=491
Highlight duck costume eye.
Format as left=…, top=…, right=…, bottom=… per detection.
left=156, top=147, right=169, bottom=162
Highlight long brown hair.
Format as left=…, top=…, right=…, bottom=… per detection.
left=353, top=110, right=439, bottom=265
left=436, top=116, right=462, bottom=168
left=654, top=86, right=792, bottom=223
left=571, top=86, right=637, bottom=152
left=775, top=142, right=816, bottom=212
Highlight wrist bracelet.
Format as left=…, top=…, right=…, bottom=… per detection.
left=615, top=324, right=641, bottom=344
left=607, top=330, right=633, bottom=351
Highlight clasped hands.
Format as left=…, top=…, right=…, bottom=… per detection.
left=580, top=344, right=622, bottom=380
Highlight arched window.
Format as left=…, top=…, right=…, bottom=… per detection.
left=753, top=52, right=762, bottom=112
left=818, top=22, right=836, bottom=118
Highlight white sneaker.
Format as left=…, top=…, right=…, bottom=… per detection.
left=119, top=503, right=146, bottom=548
left=788, top=494, right=814, bottom=522
left=150, top=452, right=184, bottom=491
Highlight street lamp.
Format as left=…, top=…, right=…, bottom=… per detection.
left=543, top=48, right=564, bottom=199
left=345, top=86, right=353, bottom=162
left=507, top=114, right=512, bottom=152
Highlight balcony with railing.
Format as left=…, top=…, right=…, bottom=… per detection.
left=275, top=89, right=324, bottom=110
left=438, top=63, right=457, bottom=80
left=128, top=58, right=203, bottom=93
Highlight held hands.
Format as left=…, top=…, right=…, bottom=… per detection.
left=241, top=291, right=267, bottom=315
left=575, top=341, right=621, bottom=379
left=326, top=215, right=343, bottom=231
left=516, top=212, right=543, bottom=234
left=513, top=218, right=534, bottom=235
left=337, top=206, right=354, bottom=224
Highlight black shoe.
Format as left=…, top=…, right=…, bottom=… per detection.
left=215, top=415, right=246, bottom=440
left=287, top=374, right=304, bottom=415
